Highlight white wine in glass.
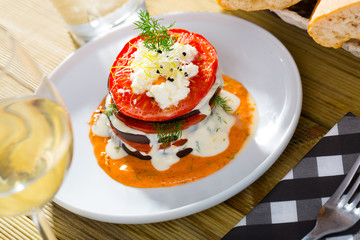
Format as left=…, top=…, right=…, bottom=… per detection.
left=0, top=26, right=73, bottom=240
left=0, top=94, right=72, bottom=215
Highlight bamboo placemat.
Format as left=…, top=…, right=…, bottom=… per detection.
left=1, top=0, right=360, bottom=239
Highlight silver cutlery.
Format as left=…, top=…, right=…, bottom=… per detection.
left=302, top=154, right=360, bottom=240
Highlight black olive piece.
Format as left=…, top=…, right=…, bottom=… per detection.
left=184, top=72, right=188, bottom=77
left=156, top=69, right=160, bottom=74
left=157, top=49, right=162, bottom=54
left=182, top=52, right=186, bottom=56
left=176, top=148, right=193, bottom=158
left=167, top=77, right=174, bottom=82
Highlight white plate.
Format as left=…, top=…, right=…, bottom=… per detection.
left=52, top=12, right=302, bottom=224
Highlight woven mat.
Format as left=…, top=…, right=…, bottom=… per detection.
left=0, top=0, right=76, bottom=80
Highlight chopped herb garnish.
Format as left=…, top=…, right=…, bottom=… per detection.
left=134, top=10, right=176, bottom=52
left=195, top=141, right=201, bottom=153
left=227, top=152, right=235, bottom=160
left=104, top=103, right=119, bottom=117
left=216, top=112, right=227, bottom=124
left=214, top=95, right=232, bottom=112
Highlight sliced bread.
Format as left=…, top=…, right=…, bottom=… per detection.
left=216, top=0, right=302, bottom=11
left=308, top=0, right=360, bottom=48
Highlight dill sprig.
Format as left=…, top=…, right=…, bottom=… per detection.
left=134, top=10, right=176, bottom=52
left=154, top=120, right=184, bottom=149
left=104, top=103, right=119, bottom=117
left=214, top=95, right=232, bottom=112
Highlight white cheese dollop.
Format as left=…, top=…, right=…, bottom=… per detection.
left=130, top=42, right=199, bottom=109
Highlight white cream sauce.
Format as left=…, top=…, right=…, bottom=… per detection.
left=92, top=112, right=111, bottom=137
left=94, top=85, right=241, bottom=171
left=105, top=139, right=127, bottom=159
left=187, top=90, right=240, bottom=157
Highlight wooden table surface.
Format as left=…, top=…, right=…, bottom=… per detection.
left=1, top=0, right=360, bottom=239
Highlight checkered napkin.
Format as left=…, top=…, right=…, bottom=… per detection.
left=223, top=113, right=360, bottom=240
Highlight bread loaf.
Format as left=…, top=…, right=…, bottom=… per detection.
left=216, top=0, right=302, bottom=11
left=308, top=0, right=360, bottom=48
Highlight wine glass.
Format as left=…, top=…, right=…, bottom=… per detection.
left=0, top=26, right=73, bottom=239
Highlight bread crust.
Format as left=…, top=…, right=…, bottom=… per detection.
left=216, top=0, right=302, bottom=11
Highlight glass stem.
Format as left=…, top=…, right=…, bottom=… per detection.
left=30, top=209, right=57, bottom=240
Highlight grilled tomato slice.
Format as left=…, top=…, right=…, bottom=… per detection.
left=108, top=29, right=218, bottom=121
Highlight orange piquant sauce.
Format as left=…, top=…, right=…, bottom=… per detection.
left=89, top=75, right=255, bottom=188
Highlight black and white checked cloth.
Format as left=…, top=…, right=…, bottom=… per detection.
left=223, top=113, right=360, bottom=240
